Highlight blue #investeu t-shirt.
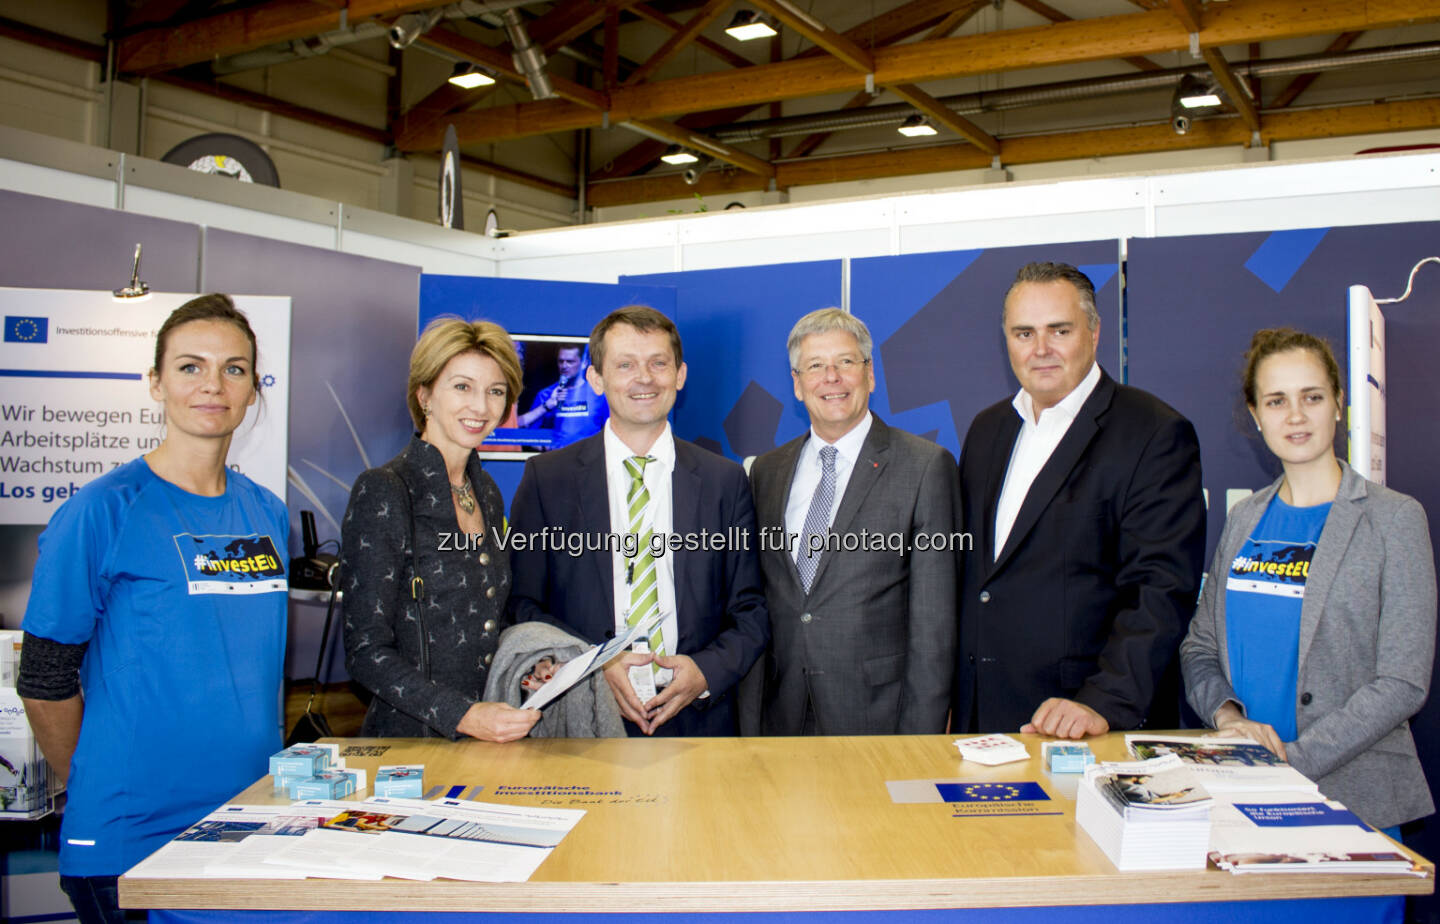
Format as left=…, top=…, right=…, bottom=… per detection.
left=1223, top=495, right=1332, bottom=743
left=22, top=457, right=288, bottom=877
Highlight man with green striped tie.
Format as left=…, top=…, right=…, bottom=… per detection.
left=507, top=306, right=770, bottom=736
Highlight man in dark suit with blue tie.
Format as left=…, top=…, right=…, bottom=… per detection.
left=507, top=305, right=769, bottom=736
left=955, top=262, right=1205, bottom=738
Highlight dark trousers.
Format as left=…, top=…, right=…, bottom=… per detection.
left=60, top=875, right=147, bottom=924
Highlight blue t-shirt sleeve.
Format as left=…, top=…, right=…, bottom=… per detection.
left=22, top=490, right=117, bottom=645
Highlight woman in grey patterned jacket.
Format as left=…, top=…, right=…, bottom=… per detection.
left=340, top=318, right=540, bottom=741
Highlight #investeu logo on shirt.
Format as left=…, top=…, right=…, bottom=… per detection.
left=172, top=533, right=287, bottom=595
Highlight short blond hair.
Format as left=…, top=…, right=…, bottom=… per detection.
left=407, top=317, right=522, bottom=431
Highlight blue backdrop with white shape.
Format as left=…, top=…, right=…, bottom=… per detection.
left=621, top=260, right=842, bottom=460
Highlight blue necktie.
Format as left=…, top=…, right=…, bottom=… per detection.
left=796, top=445, right=837, bottom=593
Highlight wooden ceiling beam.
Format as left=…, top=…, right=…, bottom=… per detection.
left=1010, top=0, right=1164, bottom=71
left=597, top=0, right=966, bottom=178
left=1168, top=0, right=1204, bottom=33
left=1270, top=31, right=1362, bottom=108
left=749, top=0, right=875, bottom=73
left=888, top=83, right=999, bottom=154
left=592, top=106, right=764, bottom=180
left=1201, top=46, right=1260, bottom=133
left=529, top=0, right=642, bottom=56
left=587, top=97, right=1440, bottom=207
left=799, top=0, right=984, bottom=55
left=623, top=0, right=731, bottom=87
left=408, top=0, right=1440, bottom=149
left=623, top=117, right=776, bottom=178
left=630, top=3, right=754, bottom=70
left=393, top=82, right=494, bottom=150
left=117, top=0, right=456, bottom=74
left=416, top=27, right=609, bottom=110
left=785, top=2, right=989, bottom=161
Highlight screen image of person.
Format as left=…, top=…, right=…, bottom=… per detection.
left=954, top=261, right=1206, bottom=739
left=1180, top=328, right=1435, bottom=836
left=516, top=342, right=608, bottom=449
left=17, top=295, right=289, bottom=924
left=340, top=318, right=540, bottom=742
left=507, top=305, right=769, bottom=737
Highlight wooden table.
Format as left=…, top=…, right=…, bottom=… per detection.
left=120, top=733, right=1433, bottom=915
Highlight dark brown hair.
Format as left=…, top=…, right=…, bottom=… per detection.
left=152, top=293, right=259, bottom=389
left=1242, top=327, right=1343, bottom=408
left=408, top=317, right=523, bottom=431
left=1003, top=262, right=1099, bottom=330
left=589, top=305, right=682, bottom=373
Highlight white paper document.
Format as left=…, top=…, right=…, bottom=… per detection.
left=522, top=612, right=661, bottom=710
left=260, top=796, right=586, bottom=882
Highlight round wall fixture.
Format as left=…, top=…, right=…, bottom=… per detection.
left=161, top=133, right=280, bottom=187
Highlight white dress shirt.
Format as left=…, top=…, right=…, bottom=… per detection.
left=785, top=412, right=873, bottom=567
left=603, top=420, right=678, bottom=686
left=993, top=362, right=1101, bottom=559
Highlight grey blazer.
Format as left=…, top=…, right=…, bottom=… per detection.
left=748, top=415, right=960, bottom=735
left=1180, top=463, right=1436, bottom=829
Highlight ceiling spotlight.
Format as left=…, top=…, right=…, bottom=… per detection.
left=389, top=9, right=442, bottom=50
left=1171, top=74, right=1221, bottom=135
left=1177, top=75, right=1222, bottom=109
left=725, top=10, right=777, bottom=41
left=897, top=115, right=938, bottom=137
left=112, top=243, right=151, bottom=302
left=448, top=63, right=495, bottom=89
left=682, top=155, right=715, bottom=186
left=660, top=145, right=700, bottom=166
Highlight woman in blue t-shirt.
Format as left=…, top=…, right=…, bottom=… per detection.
left=1181, top=328, right=1435, bottom=833
left=18, top=295, right=289, bottom=924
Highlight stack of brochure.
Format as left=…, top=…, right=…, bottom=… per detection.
left=125, top=797, right=587, bottom=882
left=1075, top=754, right=1214, bottom=871
left=1209, top=792, right=1421, bottom=875
left=1123, top=735, right=1420, bottom=876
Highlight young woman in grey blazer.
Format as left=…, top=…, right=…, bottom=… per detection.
left=1181, top=328, right=1436, bottom=835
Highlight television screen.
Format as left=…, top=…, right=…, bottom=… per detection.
left=479, top=333, right=607, bottom=460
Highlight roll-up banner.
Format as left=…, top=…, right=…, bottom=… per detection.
left=0, top=288, right=291, bottom=527
left=1347, top=285, right=1386, bottom=486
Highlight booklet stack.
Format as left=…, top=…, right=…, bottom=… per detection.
left=1123, top=735, right=1421, bottom=876
left=1075, top=753, right=1214, bottom=871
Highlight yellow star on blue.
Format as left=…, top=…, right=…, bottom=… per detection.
left=962, top=783, right=1022, bottom=801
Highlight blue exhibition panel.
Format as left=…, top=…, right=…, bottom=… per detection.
left=622, top=260, right=842, bottom=462
left=850, top=241, right=1121, bottom=460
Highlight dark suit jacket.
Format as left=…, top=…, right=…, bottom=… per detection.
left=506, top=432, right=770, bottom=737
left=955, top=369, right=1205, bottom=733
left=750, top=416, right=960, bottom=735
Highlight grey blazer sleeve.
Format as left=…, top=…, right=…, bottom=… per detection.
left=1287, top=494, right=1437, bottom=781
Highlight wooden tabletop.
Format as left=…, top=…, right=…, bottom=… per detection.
left=120, top=733, right=1435, bottom=912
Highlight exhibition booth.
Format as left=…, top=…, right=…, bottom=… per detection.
left=2, top=122, right=1439, bottom=917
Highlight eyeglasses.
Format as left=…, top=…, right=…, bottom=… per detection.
left=797, top=357, right=870, bottom=379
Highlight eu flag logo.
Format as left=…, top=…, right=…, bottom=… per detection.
left=937, top=781, right=1049, bottom=803
left=4, top=316, right=48, bottom=343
